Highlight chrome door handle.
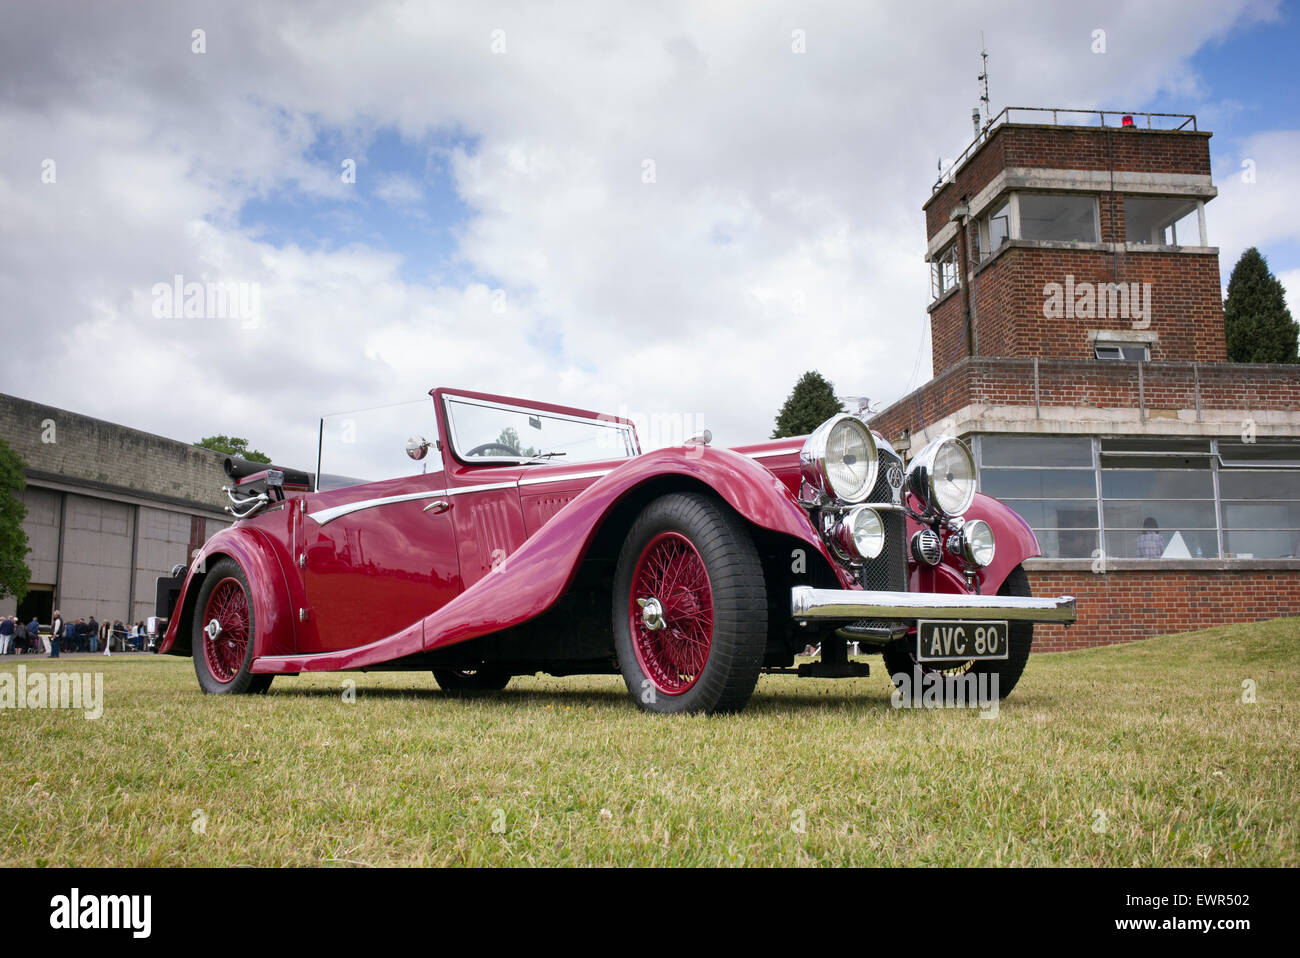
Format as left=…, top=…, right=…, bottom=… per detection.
left=423, top=499, right=450, bottom=514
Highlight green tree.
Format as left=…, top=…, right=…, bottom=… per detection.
left=195, top=435, right=272, bottom=463
left=0, top=438, right=31, bottom=603
left=495, top=427, right=536, bottom=457
left=1224, top=247, right=1298, bottom=363
left=771, top=370, right=844, bottom=438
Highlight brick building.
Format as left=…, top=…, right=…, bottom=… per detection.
left=871, top=108, right=1300, bottom=650
left=0, top=393, right=233, bottom=628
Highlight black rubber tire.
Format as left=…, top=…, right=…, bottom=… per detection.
left=191, top=558, right=274, bottom=695
left=882, top=563, right=1034, bottom=700
left=612, top=492, right=767, bottom=715
left=432, top=667, right=512, bottom=693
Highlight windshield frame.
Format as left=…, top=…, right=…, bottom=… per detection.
left=440, top=392, right=640, bottom=468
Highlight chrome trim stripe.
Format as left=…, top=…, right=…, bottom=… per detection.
left=791, top=587, right=1077, bottom=624
left=743, top=448, right=800, bottom=460
left=308, top=490, right=449, bottom=525
left=308, top=471, right=613, bottom=525
left=518, top=469, right=611, bottom=486
left=444, top=481, right=517, bottom=497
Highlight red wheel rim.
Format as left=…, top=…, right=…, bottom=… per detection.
left=628, top=532, right=714, bottom=695
left=202, top=577, right=250, bottom=684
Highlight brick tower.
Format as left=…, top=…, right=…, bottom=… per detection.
left=923, top=109, right=1223, bottom=372
left=871, top=108, right=1300, bottom=652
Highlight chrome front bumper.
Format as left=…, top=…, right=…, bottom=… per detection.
left=791, top=587, right=1077, bottom=624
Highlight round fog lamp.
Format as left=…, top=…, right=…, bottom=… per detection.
left=845, top=506, right=885, bottom=560
left=962, top=519, right=996, bottom=567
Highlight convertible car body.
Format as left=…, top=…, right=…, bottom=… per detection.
left=156, top=387, right=1076, bottom=713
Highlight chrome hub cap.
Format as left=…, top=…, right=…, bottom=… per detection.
left=205, top=618, right=222, bottom=641
left=637, top=596, right=667, bottom=631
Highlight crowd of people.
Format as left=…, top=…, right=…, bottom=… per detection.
left=0, top=612, right=150, bottom=657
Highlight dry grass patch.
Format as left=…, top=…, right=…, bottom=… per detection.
left=1, top=617, right=1296, bottom=866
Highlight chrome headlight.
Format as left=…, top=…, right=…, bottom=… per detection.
left=906, top=435, right=976, bottom=516
left=800, top=414, right=878, bottom=504
left=953, top=518, right=996, bottom=567
left=834, top=506, right=885, bottom=560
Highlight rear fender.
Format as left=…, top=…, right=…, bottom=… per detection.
left=423, top=445, right=848, bottom=650
left=158, top=525, right=297, bottom=658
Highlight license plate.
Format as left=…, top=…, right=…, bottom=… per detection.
left=916, top=620, right=1009, bottom=662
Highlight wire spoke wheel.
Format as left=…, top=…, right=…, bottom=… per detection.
left=202, top=577, right=250, bottom=684
left=613, top=492, right=766, bottom=715
left=629, top=531, right=715, bottom=695
left=191, top=557, right=272, bottom=695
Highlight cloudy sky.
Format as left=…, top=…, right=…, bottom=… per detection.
left=2, top=0, right=1297, bottom=478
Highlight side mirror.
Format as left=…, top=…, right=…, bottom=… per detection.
left=405, top=436, right=431, bottom=461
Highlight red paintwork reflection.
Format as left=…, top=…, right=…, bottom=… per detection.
left=158, top=518, right=299, bottom=658
left=420, top=445, right=847, bottom=655
left=302, top=470, right=461, bottom=652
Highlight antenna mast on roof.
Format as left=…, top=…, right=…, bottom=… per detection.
left=977, top=32, right=991, bottom=130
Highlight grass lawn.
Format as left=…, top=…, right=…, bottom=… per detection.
left=1, top=618, right=1296, bottom=867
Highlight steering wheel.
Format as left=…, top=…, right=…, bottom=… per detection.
left=465, top=442, right=521, bottom=458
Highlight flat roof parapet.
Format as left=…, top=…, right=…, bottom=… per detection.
left=930, top=106, right=1202, bottom=197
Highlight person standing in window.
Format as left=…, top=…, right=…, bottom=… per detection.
left=1137, top=517, right=1166, bottom=559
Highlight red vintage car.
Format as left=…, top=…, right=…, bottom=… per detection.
left=156, top=387, right=1076, bottom=713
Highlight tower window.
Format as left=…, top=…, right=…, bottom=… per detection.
left=1018, top=193, right=1099, bottom=243
left=1094, top=343, right=1150, bottom=361
left=975, top=197, right=1011, bottom=261
left=931, top=242, right=959, bottom=299
left=1124, top=196, right=1204, bottom=246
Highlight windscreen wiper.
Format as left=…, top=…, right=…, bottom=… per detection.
left=519, top=451, right=568, bottom=465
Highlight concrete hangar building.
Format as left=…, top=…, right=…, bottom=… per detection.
left=0, top=393, right=232, bottom=627
left=872, top=107, right=1300, bottom=650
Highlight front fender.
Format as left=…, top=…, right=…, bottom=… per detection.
left=909, top=493, right=1041, bottom=596
left=423, top=445, right=847, bottom=650
left=964, top=492, right=1042, bottom=593
left=158, top=524, right=297, bottom=659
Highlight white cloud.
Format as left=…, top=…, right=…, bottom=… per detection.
left=372, top=171, right=425, bottom=210
left=0, top=0, right=1287, bottom=470
left=1209, top=130, right=1300, bottom=273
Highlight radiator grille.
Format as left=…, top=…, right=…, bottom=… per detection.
left=859, top=447, right=908, bottom=593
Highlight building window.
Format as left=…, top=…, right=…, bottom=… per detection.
left=975, top=197, right=1011, bottom=261
left=1100, top=440, right=1217, bottom=559
left=974, top=435, right=1300, bottom=560
left=1094, top=343, right=1150, bottom=361
left=1017, top=192, right=1099, bottom=243
left=1217, top=441, right=1300, bottom=558
left=977, top=435, right=1098, bottom=558
left=1124, top=196, right=1203, bottom=246
left=931, top=242, right=959, bottom=299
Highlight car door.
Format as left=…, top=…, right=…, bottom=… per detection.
left=301, top=470, right=462, bottom=652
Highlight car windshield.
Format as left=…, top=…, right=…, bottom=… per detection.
left=444, top=396, right=637, bottom=465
